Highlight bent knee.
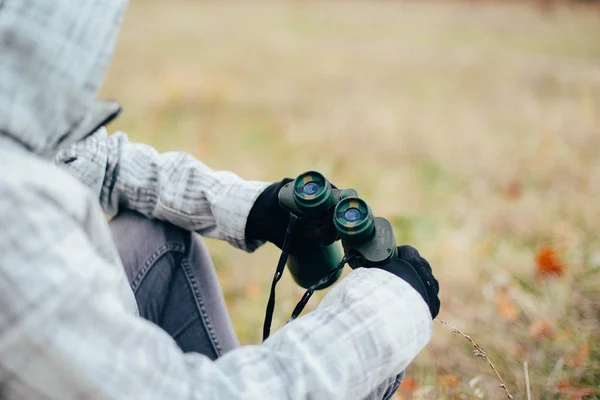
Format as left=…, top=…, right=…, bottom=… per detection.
left=109, top=211, right=190, bottom=282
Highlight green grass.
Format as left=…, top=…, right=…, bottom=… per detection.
left=102, top=1, right=600, bottom=398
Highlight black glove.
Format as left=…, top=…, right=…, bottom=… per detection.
left=368, top=245, right=440, bottom=319
left=245, top=179, right=338, bottom=255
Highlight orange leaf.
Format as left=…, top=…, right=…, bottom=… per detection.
left=535, top=246, right=565, bottom=278
left=504, top=180, right=523, bottom=199
left=496, top=287, right=519, bottom=321
left=556, top=380, right=573, bottom=390
left=555, top=381, right=596, bottom=399
left=399, top=377, right=419, bottom=393
left=567, top=343, right=590, bottom=368
left=529, top=319, right=555, bottom=340
left=438, top=374, right=459, bottom=388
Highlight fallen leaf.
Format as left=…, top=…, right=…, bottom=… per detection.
left=529, top=319, right=555, bottom=340
left=535, top=246, right=565, bottom=278
left=555, top=380, right=596, bottom=399
left=556, top=380, right=573, bottom=390
left=398, top=377, right=419, bottom=394
left=438, top=374, right=460, bottom=388
left=496, top=287, right=519, bottom=321
left=504, top=180, right=523, bottom=199
left=567, top=343, right=590, bottom=368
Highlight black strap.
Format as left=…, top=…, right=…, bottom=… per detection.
left=262, top=214, right=299, bottom=341
left=262, top=219, right=356, bottom=341
left=287, top=253, right=355, bottom=322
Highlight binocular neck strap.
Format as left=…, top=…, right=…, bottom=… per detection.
left=262, top=214, right=299, bottom=342
left=287, top=253, right=355, bottom=323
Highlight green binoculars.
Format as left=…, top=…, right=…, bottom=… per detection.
left=278, top=171, right=397, bottom=289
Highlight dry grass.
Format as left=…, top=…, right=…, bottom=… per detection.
left=101, top=1, right=600, bottom=398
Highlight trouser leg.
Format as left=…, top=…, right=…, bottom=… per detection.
left=109, top=211, right=402, bottom=398
left=366, top=372, right=403, bottom=400
left=109, top=210, right=238, bottom=360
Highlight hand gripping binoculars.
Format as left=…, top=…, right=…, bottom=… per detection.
left=262, top=170, right=399, bottom=340
left=278, top=170, right=397, bottom=289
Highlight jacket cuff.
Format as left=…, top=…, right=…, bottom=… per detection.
left=211, top=178, right=271, bottom=252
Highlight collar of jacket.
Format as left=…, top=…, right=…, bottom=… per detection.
left=59, top=99, right=122, bottom=149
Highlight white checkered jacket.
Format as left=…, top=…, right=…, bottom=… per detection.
left=0, top=0, right=432, bottom=399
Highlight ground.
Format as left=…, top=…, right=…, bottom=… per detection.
left=101, top=1, right=600, bottom=398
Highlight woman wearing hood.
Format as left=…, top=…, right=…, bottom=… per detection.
left=0, top=0, right=439, bottom=399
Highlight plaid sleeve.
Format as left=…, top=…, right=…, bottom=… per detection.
left=0, top=181, right=432, bottom=400
left=56, top=128, right=270, bottom=251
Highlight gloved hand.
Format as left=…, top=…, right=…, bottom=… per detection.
left=366, top=245, right=440, bottom=319
left=245, top=179, right=338, bottom=255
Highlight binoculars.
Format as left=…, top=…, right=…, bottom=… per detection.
left=278, top=171, right=397, bottom=289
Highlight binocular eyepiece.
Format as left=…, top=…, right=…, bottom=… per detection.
left=333, top=197, right=375, bottom=246
left=291, top=171, right=336, bottom=214
left=278, top=171, right=396, bottom=289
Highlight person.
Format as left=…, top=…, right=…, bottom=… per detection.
left=0, top=0, right=440, bottom=399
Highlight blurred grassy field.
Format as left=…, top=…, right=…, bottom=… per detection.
left=101, top=1, right=600, bottom=398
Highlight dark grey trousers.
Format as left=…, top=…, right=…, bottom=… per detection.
left=109, top=210, right=238, bottom=359
left=109, top=211, right=402, bottom=398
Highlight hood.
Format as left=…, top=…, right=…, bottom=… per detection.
left=0, top=0, right=128, bottom=155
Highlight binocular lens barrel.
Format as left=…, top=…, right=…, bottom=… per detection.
left=333, top=197, right=375, bottom=245
left=292, top=171, right=335, bottom=214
